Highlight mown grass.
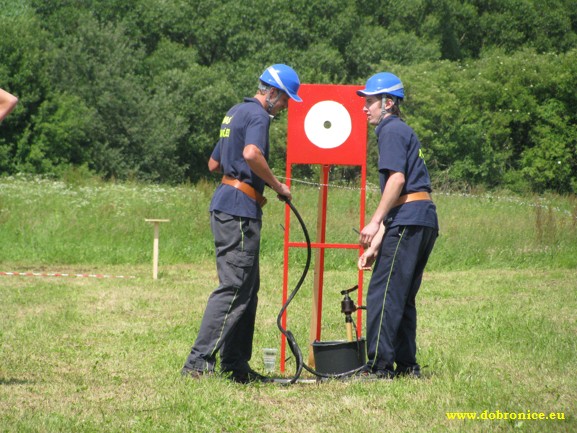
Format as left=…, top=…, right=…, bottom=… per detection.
left=1, top=174, right=576, bottom=270
left=1, top=176, right=576, bottom=432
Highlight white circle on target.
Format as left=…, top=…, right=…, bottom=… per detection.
left=304, top=100, right=352, bottom=149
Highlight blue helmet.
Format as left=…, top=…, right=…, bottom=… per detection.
left=259, top=64, right=302, bottom=102
left=357, top=72, right=404, bottom=99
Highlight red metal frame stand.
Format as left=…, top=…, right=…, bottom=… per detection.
left=279, top=84, right=367, bottom=373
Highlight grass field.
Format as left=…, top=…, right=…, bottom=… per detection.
left=1, top=176, right=576, bottom=432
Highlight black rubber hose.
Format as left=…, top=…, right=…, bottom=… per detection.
left=276, top=197, right=311, bottom=384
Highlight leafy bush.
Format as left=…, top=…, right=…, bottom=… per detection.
left=1, top=0, right=576, bottom=193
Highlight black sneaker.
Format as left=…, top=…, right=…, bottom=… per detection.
left=181, top=367, right=211, bottom=379
left=225, top=368, right=272, bottom=384
left=373, top=369, right=395, bottom=380
left=355, top=365, right=394, bottom=380
left=395, top=365, right=422, bottom=379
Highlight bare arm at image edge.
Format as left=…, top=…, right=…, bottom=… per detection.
left=0, top=89, right=18, bottom=122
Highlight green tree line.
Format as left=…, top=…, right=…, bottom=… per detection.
left=1, top=0, right=576, bottom=192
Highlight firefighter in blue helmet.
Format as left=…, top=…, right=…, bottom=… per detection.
left=182, top=64, right=302, bottom=383
left=357, top=72, right=439, bottom=379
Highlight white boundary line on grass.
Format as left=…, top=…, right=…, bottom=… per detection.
left=0, top=271, right=136, bottom=279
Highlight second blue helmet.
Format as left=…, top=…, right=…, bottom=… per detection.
left=357, top=72, right=404, bottom=99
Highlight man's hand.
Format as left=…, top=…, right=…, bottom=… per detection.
left=359, top=221, right=381, bottom=249
left=275, top=183, right=292, bottom=202
left=358, top=250, right=377, bottom=271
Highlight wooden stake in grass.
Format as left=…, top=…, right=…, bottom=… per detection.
left=145, top=219, right=169, bottom=279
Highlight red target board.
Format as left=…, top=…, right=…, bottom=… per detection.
left=287, top=84, right=367, bottom=165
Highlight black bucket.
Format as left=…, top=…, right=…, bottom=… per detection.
left=312, top=339, right=366, bottom=375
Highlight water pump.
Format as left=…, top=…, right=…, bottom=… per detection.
left=340, top=285, right=365, bottom=342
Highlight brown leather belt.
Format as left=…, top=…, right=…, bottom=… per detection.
left=394, top=191, right=432, bottom=208
left=222, top=175, right=267, bottom=207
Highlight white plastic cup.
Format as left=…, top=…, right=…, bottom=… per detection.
left=262, top=348, right=278, bottom=373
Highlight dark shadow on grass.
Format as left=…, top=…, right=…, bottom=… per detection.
left=0, top=377, right=34, bottom=385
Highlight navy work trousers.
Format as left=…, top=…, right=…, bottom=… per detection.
left=365, top=225, right=437, bottom=372
left=183, top=211, right=261, bottom=373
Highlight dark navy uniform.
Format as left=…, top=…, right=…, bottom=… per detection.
left=366, top=115, right=439, bottom=376
left=183, top=98, right=271, bottom=374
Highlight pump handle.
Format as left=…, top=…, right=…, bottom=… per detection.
left=340, top=285, right=359, bottom=296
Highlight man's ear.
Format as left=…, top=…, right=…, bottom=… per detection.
left=268, top=87, right=279, bottom=98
